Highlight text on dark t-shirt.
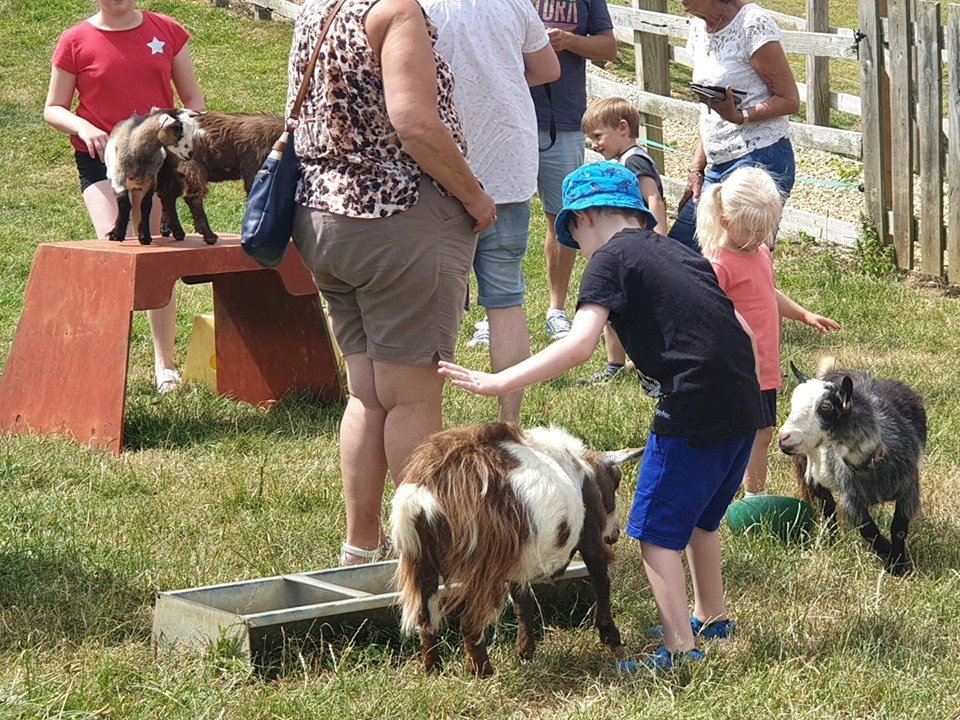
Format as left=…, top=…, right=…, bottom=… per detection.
left=531, top=0, right=613, bottom=131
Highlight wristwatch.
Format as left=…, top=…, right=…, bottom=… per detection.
left=740, top=108, right=750, bottom=125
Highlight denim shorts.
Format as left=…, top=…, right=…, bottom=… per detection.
left=668, top=137, right=796, bottom=250
left=626, top=431, right=756, bottom=550
left=536, top=130, right=585, bottom=216
left=473, top=200, right=530, bottom=309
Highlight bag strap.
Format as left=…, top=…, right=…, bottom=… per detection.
left=287, top=0, right=351, bottom=131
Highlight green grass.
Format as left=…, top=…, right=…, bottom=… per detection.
left=3, top=1, right=960, bottom=718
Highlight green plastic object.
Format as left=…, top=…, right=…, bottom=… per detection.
left=725, top=494, right=816, bottom=543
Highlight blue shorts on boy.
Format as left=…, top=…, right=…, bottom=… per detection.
left=627, top=431, right=755, bottom=549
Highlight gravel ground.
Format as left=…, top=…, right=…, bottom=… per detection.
left=656, top=116, right=866, bottom=225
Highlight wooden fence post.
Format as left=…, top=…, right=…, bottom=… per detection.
left=858, top=0, right=891, bottom=244
left=888, top=0, right=915, bottom=269
left=805, top=0, right=830, bottom=126
left=946, top=5, right=960, bottom=283
left=916, top=1, right=944, bottom=278
left=632, top=0, right=670, bottom=171
left=255, top=3, right=272, bottom=21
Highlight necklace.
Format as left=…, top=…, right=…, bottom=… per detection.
left=711, top=3, right=729, bottom=34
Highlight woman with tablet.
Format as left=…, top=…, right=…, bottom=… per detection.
left=669, top=0, right=800, bottom=249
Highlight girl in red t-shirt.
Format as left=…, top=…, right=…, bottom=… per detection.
left=697, top=166, right=840, bottom=496
left=44, top=0, right=205, bottom=393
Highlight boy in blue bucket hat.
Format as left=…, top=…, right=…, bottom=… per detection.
left=440, top=161, right=765, bottom=671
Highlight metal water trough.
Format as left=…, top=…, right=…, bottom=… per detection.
left=153, top=560, right=595, bottom=664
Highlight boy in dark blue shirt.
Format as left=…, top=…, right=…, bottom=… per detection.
left=440, top=162, right=765, bottom=671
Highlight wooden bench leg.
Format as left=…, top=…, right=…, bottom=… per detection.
left=0, top=245, right=134, bottom=452
left=212, top=271, right=343, bottom=405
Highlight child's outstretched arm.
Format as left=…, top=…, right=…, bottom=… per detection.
left=439, top=304, right=610, bottom=395
left=775, top=289, right=841, bottom=332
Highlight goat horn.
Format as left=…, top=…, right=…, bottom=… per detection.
left=599, top=447, right=645, bottom=466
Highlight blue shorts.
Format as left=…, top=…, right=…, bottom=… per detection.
left=668, top=137, right=796, bottom=250
left=626, top=431, right=756, bottom=550
left=474, top=201, right=530, bottom=309
left=537, top=130, right=585, bottom=216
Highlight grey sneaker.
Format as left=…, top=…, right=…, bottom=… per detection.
left=578, top=363, right=624, bottom=386
left=545, top=310, right=572, bottom=341
left=466, top=319, right=490, bottom=348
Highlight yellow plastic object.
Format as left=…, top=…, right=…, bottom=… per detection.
left=183, top=313, right=217, bottom=391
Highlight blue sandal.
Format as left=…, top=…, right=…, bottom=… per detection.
left=646, top=615, right=736, bottom=641
left=618, top=644, right=705, bottom=673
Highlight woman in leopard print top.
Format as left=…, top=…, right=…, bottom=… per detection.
left=288, top=0, right=495, bottom=567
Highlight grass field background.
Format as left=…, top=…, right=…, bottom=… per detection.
left=2, top=1, right=960, bottom=718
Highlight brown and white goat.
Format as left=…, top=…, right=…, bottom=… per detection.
left=104, top=109, right=198, bottom=245
left=156, top=110, right=284, bottom=244
left=390, top=423, right=643, bottom=677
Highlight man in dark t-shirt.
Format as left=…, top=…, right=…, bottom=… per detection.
left=531, top=0, right=616, bottom=343
left=439, top=162, right=764, bottom=672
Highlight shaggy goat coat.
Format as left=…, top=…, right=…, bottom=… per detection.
left=103, top=109, right=197, bottom=245
left=779, top=360, right=926, bottom=573
left=391, top=423, right=640, bottom=676
left=156, top=111, right=284, bottom=243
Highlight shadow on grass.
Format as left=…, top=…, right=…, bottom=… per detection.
left=122, top=387, right=345, bottom=451
left=243, top=588, right=602, bottom=679
left=0, top=547, right=145, bottom=650
left=907, top=514, right=960, bottom=578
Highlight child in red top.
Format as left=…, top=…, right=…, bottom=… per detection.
left=697, top=166, right=840, bottom=495
left=44, top=0, right=205, bottom=393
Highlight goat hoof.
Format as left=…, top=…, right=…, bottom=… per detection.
left=203, top=234, right=219, bottom=245
left=598, top=624, right=622, bottom=648
left=160, top=225, right=172, bottom=237
left=516, top=643, right=535, bottom=662
left=107, top=232, right=124, bottom=242
left=887, top=556, right=911, bottom=576
left=138, top=236, right=153, bottom=246
left=468, top=661, right=495, bottom=678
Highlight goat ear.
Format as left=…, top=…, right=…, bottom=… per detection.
left=599, top=447, right=645, bottom=467
left=790, top=361, right=809, bottom=384
left=158, top=114, right=177, bottom=129
left=839, top=376, right=853, bottom=409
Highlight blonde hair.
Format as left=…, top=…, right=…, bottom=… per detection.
left=582, top=97, right=641, bottom=138
left=696, top=166, right=784, bottom=258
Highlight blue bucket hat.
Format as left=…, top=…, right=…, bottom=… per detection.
left=555, top=161, right=656, bottom=249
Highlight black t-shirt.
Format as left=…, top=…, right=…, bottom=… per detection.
left=577, top=229, right=765, bottom=446
left=620, top=146, right=664, bottom=200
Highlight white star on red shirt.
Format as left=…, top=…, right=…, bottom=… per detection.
left=147, top=36, right=165, bottom=55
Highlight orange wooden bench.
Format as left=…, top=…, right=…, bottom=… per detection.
left=0, top=235, right=343, bottom=453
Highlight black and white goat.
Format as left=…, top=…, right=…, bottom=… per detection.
left=390, top=423, right=643, bottom=677
left=778, top=359, right=926, bottom=574
left=103, top=109, right=199, bottom=245
left=157, top=110, right=284, bottom=244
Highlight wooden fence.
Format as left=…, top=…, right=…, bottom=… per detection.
left=217, top=0, right=957, bottom=281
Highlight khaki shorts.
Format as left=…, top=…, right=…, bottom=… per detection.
left=293, top=180, right=477, bottom=366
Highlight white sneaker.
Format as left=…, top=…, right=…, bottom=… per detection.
left=467, top=319, right=490, bottom=348
left=545, top=309, right=572, bottom=341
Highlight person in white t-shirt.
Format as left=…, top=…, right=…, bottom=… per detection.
left=669, top=0, right=800, bottom=249
left=422, top=0, right=560, bottom=422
